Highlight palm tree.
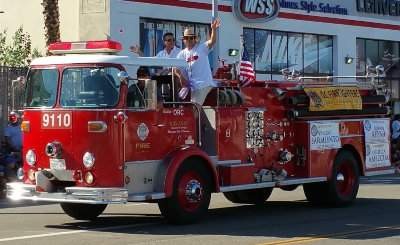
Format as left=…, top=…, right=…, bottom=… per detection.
left=42, top=0, right=60, bottom=54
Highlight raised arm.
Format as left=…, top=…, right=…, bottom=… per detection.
left=129, top=44, right=144, bottom=57
left=206, top=18, right=221, bottom=49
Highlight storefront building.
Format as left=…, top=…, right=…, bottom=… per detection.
left=1, top=0, right=400, bottom=102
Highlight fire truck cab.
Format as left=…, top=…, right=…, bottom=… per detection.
left=7, top=40, right=395, bottom=224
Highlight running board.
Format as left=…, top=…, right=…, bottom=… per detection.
left=128, top=192, right=166, bottom=201
left=220, top=177, right=327, bottom=193
left=277, top=177, right=327, bottom=186
left=364, top=168, right=396, bottom=177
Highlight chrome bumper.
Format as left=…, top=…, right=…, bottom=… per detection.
left=6, top=182, right=128, bottom=204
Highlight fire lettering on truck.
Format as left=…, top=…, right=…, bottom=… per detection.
left=136, top=142, right=151, bottom=151
left=234, top=0, right=280, bottom=22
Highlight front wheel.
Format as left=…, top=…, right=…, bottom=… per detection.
left=158, top=160, right=212, bottom=224
left=60, top=203, right=107, bottom=220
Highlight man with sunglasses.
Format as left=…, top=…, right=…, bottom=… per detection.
left=175, top=18, right=221, bottom=105
left=156, top=32, right=181, bottom=58
left=130, top=32, right=181, bottom=58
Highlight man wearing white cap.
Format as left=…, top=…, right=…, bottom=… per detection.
left=176, top=18, right=221, bottom=105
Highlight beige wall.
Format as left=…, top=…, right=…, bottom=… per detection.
left=79, top=0, right=110, bottom=41
left=0, top=0, right=45, bottom=53
left=0, top=0, right=94, bottom=55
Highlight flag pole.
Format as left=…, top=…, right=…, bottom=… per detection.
left=212, top=0, right=219, bottom=75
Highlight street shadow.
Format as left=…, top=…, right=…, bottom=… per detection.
left=44, top=197, right=400, bottom=241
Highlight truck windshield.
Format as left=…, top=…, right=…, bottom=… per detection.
left=25, top=69, right=59, bottom=108
left=60, top=67, right=121, bottom=108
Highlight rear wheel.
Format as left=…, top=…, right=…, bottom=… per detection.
left=328, top=150, right=360, bottom=205
left=60, top=203, right=107, bottom=220
left=158, top=160, right=212, bottom=224
left=223, top=188, right=273, bottom=204
left=303, top=150, right=360, bottom=206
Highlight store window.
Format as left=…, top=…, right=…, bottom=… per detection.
left=254, top=30, right=271, bottom=73
left=356, top=38, right=400, bottom=99
left=288, top=33, right=303, bottom=72
left=272, top=32, right=288, bottom=73
left=319, top=36, right=333, bottom=74
left=140, top=18, right=210, bottom=57
left=243, top=28, right=333, bottom=79
left=303, top=34, right=318, bottom=74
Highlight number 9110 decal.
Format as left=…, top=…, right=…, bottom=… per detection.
left=41, top=111, right=72, bottom=129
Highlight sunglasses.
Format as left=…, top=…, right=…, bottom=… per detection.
left=164, top=38, right=174, bottom=42
left=183, top=36, right=195, bottom=41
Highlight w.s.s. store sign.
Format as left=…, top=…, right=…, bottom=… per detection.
left=234, top=0, right=280, bottom=22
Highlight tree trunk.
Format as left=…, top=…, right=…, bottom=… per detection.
left=42, top=0, right=60, bottom=55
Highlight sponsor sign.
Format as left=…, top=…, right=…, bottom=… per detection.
left=310, top=122, right=341, bottom=150
left=304, top=86, right=362, bottom=111
left=356, top=0, right=400, bottom=17
left=234, top=0, right=280, bottom=22
left=280, top=0, right=348, bottom=15
left=363, top=119, right=390, bottom=143
left=365, top=143, right=391, bottom=169
left=363, top=119, right=391, bottom=169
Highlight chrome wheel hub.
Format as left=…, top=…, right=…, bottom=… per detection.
left=336, top=173, right=345, bottom=181
left=185, top=180, right=203, bottom=202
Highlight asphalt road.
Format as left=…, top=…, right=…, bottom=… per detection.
left=0, top=175, right=399, bottom=245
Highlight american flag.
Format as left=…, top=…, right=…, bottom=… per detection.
left=239, top=45, right=256, bottom=87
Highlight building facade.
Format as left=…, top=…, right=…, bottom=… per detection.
left=1, top=0, right=400, bottom=100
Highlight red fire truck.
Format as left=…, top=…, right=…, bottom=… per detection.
left=7, top=40, right=395, bottom=224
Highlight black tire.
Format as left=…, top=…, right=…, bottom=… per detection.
left=0, top=177, right=6, bottom=199
left=158, top=160, right=212, bottom=224
left=327, top=150, right=360, bottom=206
left=223, top=187, right=273, bottom=204
left=304, top=150, right=360, bottom=206
left=280, top=185, right=299, bottom=191
left=303, top=182, right=330, bottom=205
left=60, top=203, right=107, bottom=220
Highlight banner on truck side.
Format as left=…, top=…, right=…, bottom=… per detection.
left=310, top=122, right=341, bottom=150
left=304, top=86, right=362, bottom=111
left=363, top=119, right=390, bottom=143
left=365, top=143, right=391, bottom=169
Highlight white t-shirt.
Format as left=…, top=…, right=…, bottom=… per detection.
left=177, top=42, right=216, bottom=90
left=156, top=47, right=181, bottom=58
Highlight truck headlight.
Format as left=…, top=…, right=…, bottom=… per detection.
left=26, top=150, right=36, bottom=166
left=83, top=152, right=95, bottom=169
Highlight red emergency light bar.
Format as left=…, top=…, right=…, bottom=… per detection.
left=48, top=40, right=122, bottom=55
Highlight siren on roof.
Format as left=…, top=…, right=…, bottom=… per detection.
left=48, top=40, right=122, bottom=55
